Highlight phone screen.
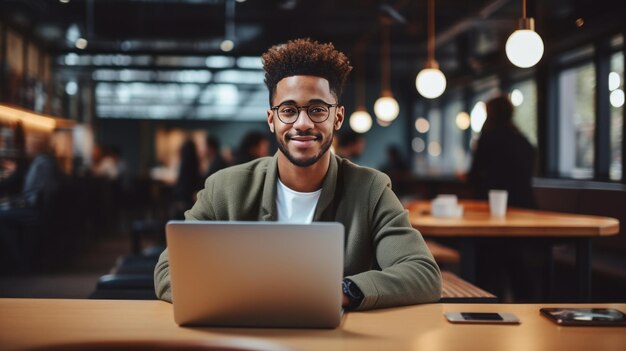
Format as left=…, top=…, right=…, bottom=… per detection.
left=540, top=308, right=626, bottom=325
left=461, top=312, right=504, bottom=321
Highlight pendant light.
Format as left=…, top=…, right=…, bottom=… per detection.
left=349, top=43, right=373, bottom=133
left=505, top=0, right=544, bottom=68
left=373, top=17, right=399, bottom=122
left=415, top=0, right=446, bottom=99
left=350, top=110, right=374, bottom=133
left=220, top=0, right=236, bottom=52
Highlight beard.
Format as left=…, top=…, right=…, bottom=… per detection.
left=276, top=130, right=334, bottom=168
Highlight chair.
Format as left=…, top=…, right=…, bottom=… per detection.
left=440, top=271, right=498, bottom=303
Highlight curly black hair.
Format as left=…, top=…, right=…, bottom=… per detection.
left=262, top=38, right=352, bottom=105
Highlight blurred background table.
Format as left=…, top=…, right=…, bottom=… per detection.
left=406, top=200, right=619, bottom=301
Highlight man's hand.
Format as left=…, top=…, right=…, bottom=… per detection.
left=342, top=293, right=349, bottom=307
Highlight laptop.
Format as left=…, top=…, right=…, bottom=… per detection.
left=165, top=220, right=345, bottom=328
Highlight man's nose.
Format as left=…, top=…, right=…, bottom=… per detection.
left=293, top=108, right=314, bottom=129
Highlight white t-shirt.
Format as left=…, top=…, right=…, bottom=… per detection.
left=276, top=179, right=322, bottom=223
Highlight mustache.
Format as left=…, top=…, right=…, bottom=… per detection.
left=286, top=131, right=322, bottom=140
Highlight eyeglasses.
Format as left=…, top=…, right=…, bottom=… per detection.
left=270, top=102, right=339, bottom=124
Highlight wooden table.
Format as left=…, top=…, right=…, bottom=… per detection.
left=406, top=200, right=620, bottom=301
left=1, top=299, right=625, bottom=351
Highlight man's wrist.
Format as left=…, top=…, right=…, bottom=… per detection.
left=342, top=278, right=364, bottom=310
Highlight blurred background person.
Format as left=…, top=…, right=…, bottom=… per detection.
left=467, top=94, right=536, bottom=208
left=0, top=122, right=27, bottom=198
left=170, top=139, right=201, bottom=219
left=1, top=132, right=60, bottom=265
left=334, top=130, right=365, bottom=161
left=203, top=135, right=229, bottom=179
left=379, top=144, right=411, bottom=198
left=92, top=145, right=127, bottom=183
left=21, top=134, right=60, bottom=209
left=466, top=94, right=540, bottom=301
left=234, top=131, right=270, bottom=165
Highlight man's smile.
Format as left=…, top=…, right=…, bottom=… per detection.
left=287, top=134, right=321, bottom=147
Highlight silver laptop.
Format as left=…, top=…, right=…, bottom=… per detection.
left=166, top=220, right=345, bottom=328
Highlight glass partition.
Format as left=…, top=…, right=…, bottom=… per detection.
left=558, top=61, right=596, bottom=179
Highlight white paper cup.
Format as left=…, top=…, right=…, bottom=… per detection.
left=489, top=190, right=508, bottom=217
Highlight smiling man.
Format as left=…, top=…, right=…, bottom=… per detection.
left=154, top=38, right=441, bottom=310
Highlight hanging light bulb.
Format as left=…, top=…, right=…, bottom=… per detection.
left=416, top=63, right=446, bottom=99
left=416, top=0, right=446, bottom=99
left=374, top=92, right=399, bottom=122
left=221, top=0, right=237, bottom=52
left=374, top=17, right=399, bottom=122
left=220, top=39, right=234, bottom=52
left=349, top=109, right=373, bottom=133
left=506, top=0, right=544, bottom=68
left=349, top=44, right=373, bottom=133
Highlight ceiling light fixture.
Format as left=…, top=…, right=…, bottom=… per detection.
left=415, top=0, right=446, bottom=99
left=75, top=38, right=88, bottom=49
left=350, top=111, right=373, bottom=133
left=349, top=43, right=373, bottom=133
left=221, top=0, right=236, bottom=52
left=373, top=17, right=399, bottom=123
left=505, top=0, right=544, bottom=68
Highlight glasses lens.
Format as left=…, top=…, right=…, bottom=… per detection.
left=277, top=104, right=299, bottom=123
left=307, top=104, right=330, bottom=122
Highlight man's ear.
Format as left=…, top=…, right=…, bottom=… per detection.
left=334, top=105, right=345, bottom=130
left=267, top=109, right=275, bottom=133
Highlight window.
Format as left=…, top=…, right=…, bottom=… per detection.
left=510, top=79, right=538, bottom=146
left=470, top=85, right=499, bottom=135
left=558, top=62, right=596, bottom=179
left=609, top=51, right=623, bottom=180
left=442, top=98, right=468, bottom=174
left=426, top=108, right=442, bottom=174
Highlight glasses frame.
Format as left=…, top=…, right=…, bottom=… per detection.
left=270, top=102, right=339, bottom=124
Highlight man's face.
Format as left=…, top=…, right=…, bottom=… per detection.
left=267, top=75, right=344, bottom=167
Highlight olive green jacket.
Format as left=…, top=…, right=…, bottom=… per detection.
left=154, top=153, right=441, bottom=310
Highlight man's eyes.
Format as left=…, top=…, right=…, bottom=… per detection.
left=280, top=107, right=298, bottom=114
left=279, top=105, right=327, bottom=114
left=309, top=107, right=327, bottom=113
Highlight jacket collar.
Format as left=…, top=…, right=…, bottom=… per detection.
left=260, top=152, right=339, bottom=221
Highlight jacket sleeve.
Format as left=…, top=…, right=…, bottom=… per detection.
left=345, top=174, right=442, bottom=310
left=154, top=176, right=217, bottom=302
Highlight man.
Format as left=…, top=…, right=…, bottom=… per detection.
left=155, top=38, right=441, bottom=310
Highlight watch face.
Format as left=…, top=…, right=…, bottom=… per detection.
left=343, top=280, right=364, bottom=299
left=342, top=279, right=364, bottom=310
left=342, top=280, right=350, bottom=295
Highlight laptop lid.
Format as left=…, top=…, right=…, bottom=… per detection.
left=166, top=220, right=345, bottom=328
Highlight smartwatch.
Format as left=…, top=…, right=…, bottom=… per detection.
left=342, top=279, right=364, bottom=310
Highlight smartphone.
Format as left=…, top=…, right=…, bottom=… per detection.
left=444, top=312, right=520, bottom=324
left=540, top=308, right=626, bottom=326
